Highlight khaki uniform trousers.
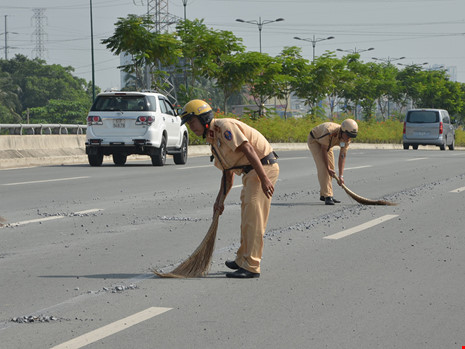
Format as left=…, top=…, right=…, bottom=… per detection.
left=308, top=137, right=335, bottom=198
left=235, top=163, right=279, bottom=274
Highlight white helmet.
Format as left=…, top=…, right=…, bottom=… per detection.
left=341, top=119, right=358, bottom=138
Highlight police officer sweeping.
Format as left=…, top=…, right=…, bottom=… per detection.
left=180, top=100, right=279, bottom=278
left=307, top=119, right=358, bottom=205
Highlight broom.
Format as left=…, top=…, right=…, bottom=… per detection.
left=153, top=176, right=230, bottom=278
left=333, top=175, right=396, bottom=206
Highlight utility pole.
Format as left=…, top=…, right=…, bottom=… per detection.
left=4, top=15, right=7, bottom=60
left=3, top=15, right=19, bottom=60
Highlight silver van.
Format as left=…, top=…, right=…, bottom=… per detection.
left=403, top=109, right=455, bottom=150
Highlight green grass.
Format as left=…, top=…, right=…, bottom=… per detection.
left=187, top=113, right=465, bottom=147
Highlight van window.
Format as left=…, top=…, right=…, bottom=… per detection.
left=407, top=111, right=439, bottom=123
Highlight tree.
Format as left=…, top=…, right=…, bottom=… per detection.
left=236, top=52, right=281, bottom=117
left=274, top=47, right=309, bottom=119
left=294, top=52, right=346, bottom=117
left=102, top=14, right=181, bottom=93
left=0, top=55, right=93, bottom=124
left=0, top=71, right=22, bottom=123
left=176, top=19, right=244, bottom=104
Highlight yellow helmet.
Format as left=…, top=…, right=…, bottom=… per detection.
left=180, top=99, right=213, bottom=126
left=341, top=119, right=358, bottom=138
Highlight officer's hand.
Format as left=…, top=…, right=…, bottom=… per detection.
left=261, top=180, right=274, bottom=199
left=214, top=201, right=224, bottom=215
left=328, top=168, right=336, bottom=178
left=338, top=175, right=344, bottom=186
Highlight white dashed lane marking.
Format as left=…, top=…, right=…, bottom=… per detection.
left=50, top=307, right=172, bottom=349
left=450, top=186, right=465, bottom=193
left=324, top=214, right=399, bottom=240
left=0, top=209, right=103, bottom=228
left=2, top=176, right=89, bottom=186
left=405, top=158, right=427, bottom=162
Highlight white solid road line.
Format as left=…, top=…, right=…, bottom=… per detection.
left=1, top=209, right=103, bottom=228
left=450, top=186, right=465, bottom=193
left=324, top=214, right=398, bottom=240
left=2, top=176, right=90, bottom=186
left=51, top=307, right=172, bottom=349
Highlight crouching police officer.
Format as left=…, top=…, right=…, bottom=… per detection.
left=307, top=119, right=358, bottom=205
left=180, top=100, right=279, bottom=278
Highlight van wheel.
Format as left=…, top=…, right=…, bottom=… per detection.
left=151, top=137, right=166, bottom=166
left=174, top=134, right=188, bottom=165
left=403, top=143, right=409, bottom=150
left=448, top=139, right=455, bottom=150
left=440, top=143, right=446, bottom=151
left=113, top=153, right=127, bottom=166
left=88, top=151, right=103, bottom=166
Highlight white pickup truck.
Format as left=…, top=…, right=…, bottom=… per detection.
left=85, top=91, right=188, bottom=166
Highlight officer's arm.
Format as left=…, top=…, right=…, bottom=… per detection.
left=214, top=170, right=234, bottom=215
left=237, top=141, right=274, bottom=198
left=320, top=143, right=336, bottom=177
left=338, top=151, right=346, bottom=185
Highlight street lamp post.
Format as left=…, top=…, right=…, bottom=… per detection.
left=372, top=56, right=406, bottom=118
left=294, top=35, right=335, bottom=61
left=89, top=0, right=95, bottom=102
left=336, top=47, right=374, bottom=55
left=182, top=0, right=188, bottom=20
left=182, top=0, right=188, bottom=91
left=236, top=17, right=284, bottom=53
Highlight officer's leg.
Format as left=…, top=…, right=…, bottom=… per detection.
left=236, top=164, right=279, bottom=274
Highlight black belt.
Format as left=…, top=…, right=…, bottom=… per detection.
left=242, top=151, right=278, bottom=174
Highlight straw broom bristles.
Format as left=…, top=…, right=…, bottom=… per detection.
left=153, top=177, right=230, bottom=278
left=334, top=175, right=396, bottom=206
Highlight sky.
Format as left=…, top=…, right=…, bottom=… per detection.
left=2, top=0, right=465, bottom=90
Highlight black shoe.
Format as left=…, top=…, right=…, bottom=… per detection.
left=225, top=260, right=239, bottom=270
left=226, top=268, right=260, bottom=279
left=321, top=196, right=340, bottom=203
left=325, top=197, right=335, bottom=205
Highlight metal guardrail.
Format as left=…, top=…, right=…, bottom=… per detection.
left=0, top=124, right=87, bottom=135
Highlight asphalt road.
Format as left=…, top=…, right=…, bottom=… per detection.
left=1, top=148, right=465, bottom=349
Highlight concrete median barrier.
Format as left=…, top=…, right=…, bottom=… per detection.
left=0, top=135, right=88, bottom=169
left=3, top=134, right=449, bottom=170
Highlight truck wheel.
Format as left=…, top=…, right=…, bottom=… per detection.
left=448, top=139, right=455, bottom=150
left=173, top=134, right=188, bottom=165
left=151, top=136, right=166, bottom=166
left=403, top=143, right=409, bottom=150
left=88, top=151, right=103, bottom=166
left=412, top=145, right=418, bottom=150
left=113, top=153, right=127, bottom=166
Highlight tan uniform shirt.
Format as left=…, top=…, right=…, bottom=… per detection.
left=206, top=118, right=273, bottom=175
left=309, top=122, right=350, bottom=155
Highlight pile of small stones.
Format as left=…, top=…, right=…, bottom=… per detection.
left=11, top=315, right=63, bottom=323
